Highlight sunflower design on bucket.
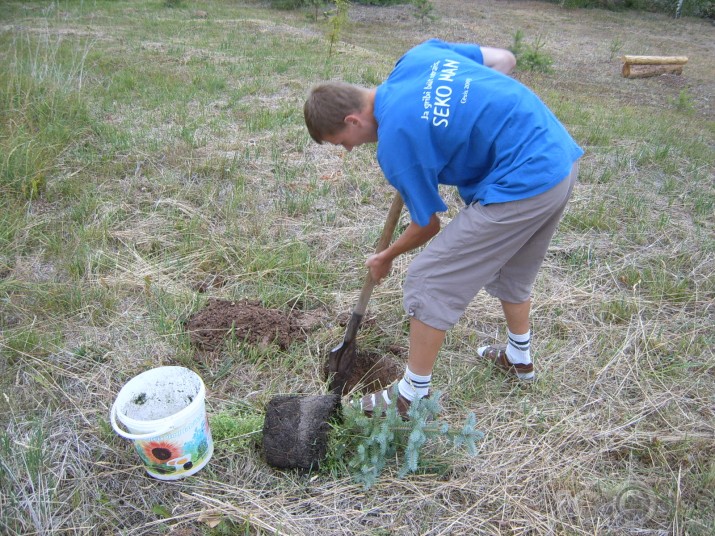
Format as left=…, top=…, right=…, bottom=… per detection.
left=131, top=414, right=212, bottom=478
left=140, top=440, right=181, bottom=465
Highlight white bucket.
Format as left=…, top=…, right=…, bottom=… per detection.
left=110, top=366, right=213, bottom=480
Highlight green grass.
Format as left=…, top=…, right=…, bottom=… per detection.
left=0, top=0, right=713, bottom=534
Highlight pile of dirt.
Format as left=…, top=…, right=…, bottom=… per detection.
left=185, top=298, right=308, bottom=351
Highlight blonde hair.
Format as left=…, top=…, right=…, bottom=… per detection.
left=304, top=82, right=367, bottom=143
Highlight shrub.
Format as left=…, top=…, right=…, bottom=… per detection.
left=329, top=388, right=484, bottom=489
left=510, top=30, right=554, bottom=73
left=412, top=0, right=438, bottom=24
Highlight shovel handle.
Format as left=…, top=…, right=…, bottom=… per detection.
left=353, top=193, right=404, bottom=317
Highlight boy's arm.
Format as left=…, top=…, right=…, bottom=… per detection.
left=480, top=46, right=516, bottom=75
left=442, top=41, right=515, bottom=74
left=365, top=214, right=441, bottom=283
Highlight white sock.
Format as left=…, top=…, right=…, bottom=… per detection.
left=506, top=329, right=531, bottom=365
left=397, top=367, right=431, bottom=402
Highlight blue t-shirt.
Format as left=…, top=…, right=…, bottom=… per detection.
left=374, top=39, right=584, bottom=226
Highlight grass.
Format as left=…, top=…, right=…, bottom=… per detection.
left=0, top=0, right=713, bottom=534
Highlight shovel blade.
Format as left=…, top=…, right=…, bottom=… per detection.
left=327, top=338, right=357, bottom=395
left=327, top=311, right=363, bottom=394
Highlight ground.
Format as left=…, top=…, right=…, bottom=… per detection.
left=1, top=0, right=713, bottom=534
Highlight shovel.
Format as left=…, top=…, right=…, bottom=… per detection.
left=328, top=192, right=404, bottom=396
left=262, top=193, right=404, bottom=471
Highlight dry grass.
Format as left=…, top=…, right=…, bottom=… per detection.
left=1, top=0, right=713, bottom=535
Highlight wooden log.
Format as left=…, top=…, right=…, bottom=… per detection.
left=622, top=63, right=684, bottom=79
left=621, top=55, right=688, bottom=65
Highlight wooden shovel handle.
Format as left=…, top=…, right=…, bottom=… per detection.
left=353, top=193, right=404, bottom=317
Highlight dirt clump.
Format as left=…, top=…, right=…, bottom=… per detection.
left=185, top=298, right=311, bottom=351
left=263, top=394, right=341, bottom=470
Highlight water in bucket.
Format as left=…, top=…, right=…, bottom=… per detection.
left=111, top=366, right=213, bottom=480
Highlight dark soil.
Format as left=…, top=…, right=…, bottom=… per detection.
left=263, top=394, right=341, bottom=470
left=185, top=298, right=310, bottom=351
left=325, top=350, right=403, bottom=396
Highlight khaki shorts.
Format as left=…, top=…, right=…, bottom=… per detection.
left=403, top=162, right=579, bottom=331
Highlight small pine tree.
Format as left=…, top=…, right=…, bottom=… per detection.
left=336, top=387, right=484, bottom=489
left=325, top=0, right=350, bottom=61
left=510, top=30, right=554, bottom=73
left=412, top=0, right=437, bottom=25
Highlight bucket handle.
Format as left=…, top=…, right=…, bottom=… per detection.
left=110, top=401, right=175, bottom=441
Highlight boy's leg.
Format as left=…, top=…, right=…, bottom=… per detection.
left=357, top=318, right=443, bottom=417
left=480, top=163, right=579, bottom=380
left=501, top=299, right=531, bottom=335
left=406, top=317, right=446, bottom=376
left=501, top=299, right=533, bottom=366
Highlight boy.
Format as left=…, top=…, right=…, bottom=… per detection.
left=304, top=39, right=583, bottom=417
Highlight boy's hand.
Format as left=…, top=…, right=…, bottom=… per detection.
left=366, top=252, right=393, bottom=284
left=364, top=212, right=440, bottom=284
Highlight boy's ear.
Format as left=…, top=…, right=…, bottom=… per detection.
left=343, top=113, right=361, bottom=126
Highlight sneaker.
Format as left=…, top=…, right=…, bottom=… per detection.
left=353, top=385, right=412, bottom=420
left=477, top=345, right=535, bottom=381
